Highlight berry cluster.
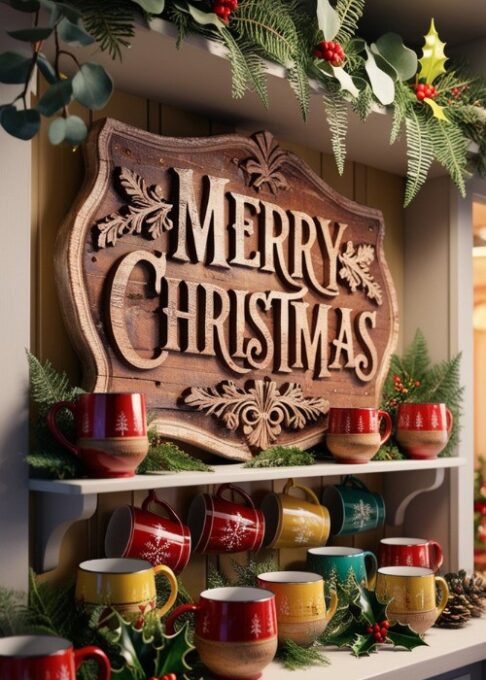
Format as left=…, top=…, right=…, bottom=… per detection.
left=313, top=41, right=346, bottom=67
left=212, top=0, right=237, bottom=22
left=148, top=675, right=177, bottom=680
left=414, top=82, right=438, bottom=101
left=366, top=619, right=390, bottom=643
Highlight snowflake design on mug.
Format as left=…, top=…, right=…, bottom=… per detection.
left=139, top=524, right=172, bottom=565
left=220, top=512, right=251, bottom=551
left=293, top=514, right=316, bottom=545
left=115, top=410, right=129, bottom=436
left=279, top=595, right=291, bottom=616
left=250, top=613, right=262, bottom=637
left=57, top=666, right=71, bottom=680
left=350, top=499, right=373, bottom=530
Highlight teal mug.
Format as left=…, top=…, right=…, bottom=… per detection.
left=322, top=476, right=385, bottom=536
left=306, top=546, right=378, bottom=588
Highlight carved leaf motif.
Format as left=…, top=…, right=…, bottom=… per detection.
left=240, top=131, right=289, bottom=195
left=338, top=240, right=383, bottom=305
left=95, top=167, right=174, bottom=248
left=184, top=378, right=329, bottom=451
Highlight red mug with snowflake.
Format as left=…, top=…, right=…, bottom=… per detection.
left=47, top=392, right=149, bottom=477
left=166, top=586, right=277, bottom=680
left=187, top=483, right=265, bottom=554
left=326, top=407, right=392, bottom=464
left=396, top=403, right=453, bottom=459
left=379, top=537, right=444, bottom=572
left=104, top=490, right=191, bottom=574
left=0, top=635, right=110, bottom=680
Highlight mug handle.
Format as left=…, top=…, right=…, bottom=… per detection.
left=429, top=540, right=444, bottom=571
left=74, top=646, right=111, bottom=680
left=363, top=551, right=378, bottom=589
left=283, top=478, right=320, bottom=506
left=165, top=603, right=201, bottom=635
left=435, top=576, right=449, bottom=614
left=378, top=409, right=393, bottom=445
left=142, top=489, right=183, bottom=527
left=326, top=588, right=338, bottom=621
left=153, top=564, right=178, bottom=617
left=342, top=475, right=368, bottom=490
left=47, top=400, right=80, bottom=457
left=216, top=483, right=255, bottom=509
left=446, top=407, right=454, bottom=435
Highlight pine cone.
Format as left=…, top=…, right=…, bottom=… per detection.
left=435, top=594, right=472, bottom=629
left=463, top=572, right=486, bottom=617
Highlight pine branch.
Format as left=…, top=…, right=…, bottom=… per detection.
left=168, top=3, right=190, bottom=48
left=0, top=587, right=28, bottom=636
left=138, top=434, right=213, bottom=473
left=289, top=56, right=311, bottom=119
left=220, top=30, right=269, bottom=107
left=244, top=445, right=315, bottom=468
left=352, top=84, right=373, bottom=121
left=71, top=0, right=137, bottom=60
left=27, top=350, right=83, bottom=417
left=27, top=570, right=77, bottom=639
left=323, top=85, right=348, bottom=174
left=429, top=119, right=469, bottom=198
left=335, top=0, right=365, bottom=46
left=276, top=640, right=330, bottom=670
left=404, top=107, right=435, bottom=206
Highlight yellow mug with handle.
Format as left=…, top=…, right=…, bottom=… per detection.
left=375, top=566, right=449, bottom=634
left=261, top=479, right=330, bottom=549
left=75, top=558, right=178, bottom=623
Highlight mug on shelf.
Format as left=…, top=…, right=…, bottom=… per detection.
left=395, top=403, right=453, bottom=459
left=260, top=479, right=330, bottom=549
left=187, top=483, right=265, bottom=554
left=75, top=557, right=178, bottom=622
left=256, top=571, right=338, bottom=647
left=0, top=635, right=110, bottom=680
left=306, top=546, right=378, bottom=588
left=47, top=392, right=149, bottom=477
left=322, top=475, right=385, bottom=536
left=375, top=566, right=449, bottom=634
left=326, top=407, right=392, bottom=464
left=165, top=586, right=278, bottom=680
left=379, top=537, right=443, bottom=572
left=105, top=489, right=191, bottom=574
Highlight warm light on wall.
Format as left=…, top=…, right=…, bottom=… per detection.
left=474, top=304, right=486, bottom=330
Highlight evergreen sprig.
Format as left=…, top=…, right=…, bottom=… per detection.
left=139, top=433, right=213, bottom=473
left=276, top=639, right=330, bottom=670
left=72, top=0, right=138, bottom=60
left=244, top=445, right=315, bottom=468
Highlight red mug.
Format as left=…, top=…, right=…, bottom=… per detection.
left=326, top=407, right=393, bottom=464
left=0, top=635, right=110, bottom=680
left=105, top=490, right=191, bottom=574
left=379, top=537, right=444, bottom=572
left=396, top=403, right=453, bottom=459
left=166, top=586, right=277, bottom=680
left=187, top=483, right=265, bottom=554
left=47, top=392, right=149, bottom=477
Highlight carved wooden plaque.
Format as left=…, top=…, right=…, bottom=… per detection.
left=55, top=119, right=398, bottom=461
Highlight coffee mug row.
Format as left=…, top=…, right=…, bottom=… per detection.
left=104, top=477, right=386, bottom=573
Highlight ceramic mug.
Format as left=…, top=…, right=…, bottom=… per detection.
left=0, top=635, right=110, bottom=680
left=75, top=557, right=178, bottom=623
left=105, top=489, right=191, bottom=574
left=166, top=587, right=278, bottom=680
left=306, top=546, right=378, bottom=588
left=375, top=566, right=449, bottom=634
left=47, top=392, right=149, bottom=477
left=187, top=483, right=265, bottom=554
left=396, top=403, right=453, bottom=459
left=379, top=537, right=444, bottom=572
left=260, top=479, right=330, bottom=549
left=256, top=571, right=338, bottom=647
left=321, top=475, right=385, bottom=536
left=326, top=407, right=392, bottom=463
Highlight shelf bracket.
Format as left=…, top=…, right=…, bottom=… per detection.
left=33, top=492, right=98, bottom=573
left=384, top=467, right=446, bottom=527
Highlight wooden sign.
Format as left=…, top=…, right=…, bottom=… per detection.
left=55, top=119, right=398, bottom=461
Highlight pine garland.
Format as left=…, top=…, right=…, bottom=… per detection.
left=139, top=433, right=213, bottom=473
left=244, top=445, right=315, bottom=468
left=276, top=640, right=330, bottom=670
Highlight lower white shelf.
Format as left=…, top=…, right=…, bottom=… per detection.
left=262, top=617, right=486, bottom=680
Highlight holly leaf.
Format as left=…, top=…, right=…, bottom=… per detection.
left=355, top=585, right=375, bottom=625
left=316, top=0, right=340, bottom=41
left=418, top=18, right=447, bottom=85
left=325, top=620, right=364, bottom=648
left=366, top=588, right=388, bottom=624
left=387, top=622, right=429, bottom=651
left=424, top=98, right=448, bottom=121
left=153, top=623, right=194, bottom=676
left=373, top=32, right=418, bottom=81
left=351, top=633, right=378, bottom=657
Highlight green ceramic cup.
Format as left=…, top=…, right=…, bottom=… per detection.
left=306, top=546, right=378, bottom=588
left=321, top=475, right=385, bottom=536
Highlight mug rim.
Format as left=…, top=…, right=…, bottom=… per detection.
left=307, top=546, right=365, bottom=557
left=378, top=566, right=434, bottom=577
left=380, top=537, right=428, bottom=546
left=105, top=505, right=134, bottom=558
left=257, top=570, right=323, bottom=584
left=328, top=407, right=380, bottom=413
left=78, top=392, right=145, bottom=397
left=78, top=557, right=153, bottom=574
left=0, top=635, right=72, bottom=659
left=200, top=586, right=275, bottom=603
left=397, top=402, right=446, bottom=409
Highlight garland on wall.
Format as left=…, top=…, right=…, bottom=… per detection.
left=1, top=0, right=486, bottom=205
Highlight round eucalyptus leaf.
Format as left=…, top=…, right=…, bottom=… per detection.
left=55, top=3, right=83, bottom=23
left=7, top=26, right=53, bottom=42
left=0, top=51, right=33, bottom=84
left=131, top=0, right=165, bottom=13
left=370, top=44, right=398, bottom=81
left=374, top=32, right=418, bottom=82
left=1, top=106, right=40, bottom=140
left=48, top=115, right=87, bottom=145
left=37, top=53, right=57, bottom=85
left=37, top=79, right=73, bottom=117
left=72, top=63, right=113, bottom=110
left=58, top=17, right=96, bottom=46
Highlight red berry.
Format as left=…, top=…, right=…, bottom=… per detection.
left=366, top=625, right=373, bottom=634
left=373, top=632, right=383, bottom=642
left=382, top=619, right=390, bottom=628
left=315, top=40, right=345, bottom=66
left=381, top=627, right=388, bottom=636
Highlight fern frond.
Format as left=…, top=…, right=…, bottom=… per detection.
left=71, top=0, right=136, bottom=60
left=27, top=351, right=83, bottom=416
left=429, top=119, right=469, bottom=198
left=168, top=3, right=190, bottom=48
left=288, top=57, right=311, bottom=119
left=403, top=107, right=435, bottom=206
left=323, top=85, right=348, bottom=174
left=352, top=84, right=373, bottom=121
left=335, top=0, right=365, bottom=46
left=220, top=30, right=269, bottom=107
left=27, top=571, right=76, bottom=639
left=0, top=587, right=27, bottom=636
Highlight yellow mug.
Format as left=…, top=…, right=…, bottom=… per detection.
left=375, top=566, right=449, bottom=634
left=257, top=571, right=338, bottom=647
left=75, top=558, right=178, bottom=622
left=260, top=479, right=330, bottom=549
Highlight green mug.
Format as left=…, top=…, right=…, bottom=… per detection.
left=322, top=476, right=385, bottom=536
left=306, top=546, right=378, bottom=588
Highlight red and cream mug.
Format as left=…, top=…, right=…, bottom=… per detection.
left=166, top=586, right=278, bottom=680
left=105, top=490, right=191, bottom=574
left=187, top=483, right=265, bottom=554
left=326, top=407, right=392, bottom=464
left=396, top=403, right=453, bottom=459
left=0, top=635, right=110, bottom=680
left=47, top=392, right=149, bottom=477
left=379, top=537, right=444, bottom=572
